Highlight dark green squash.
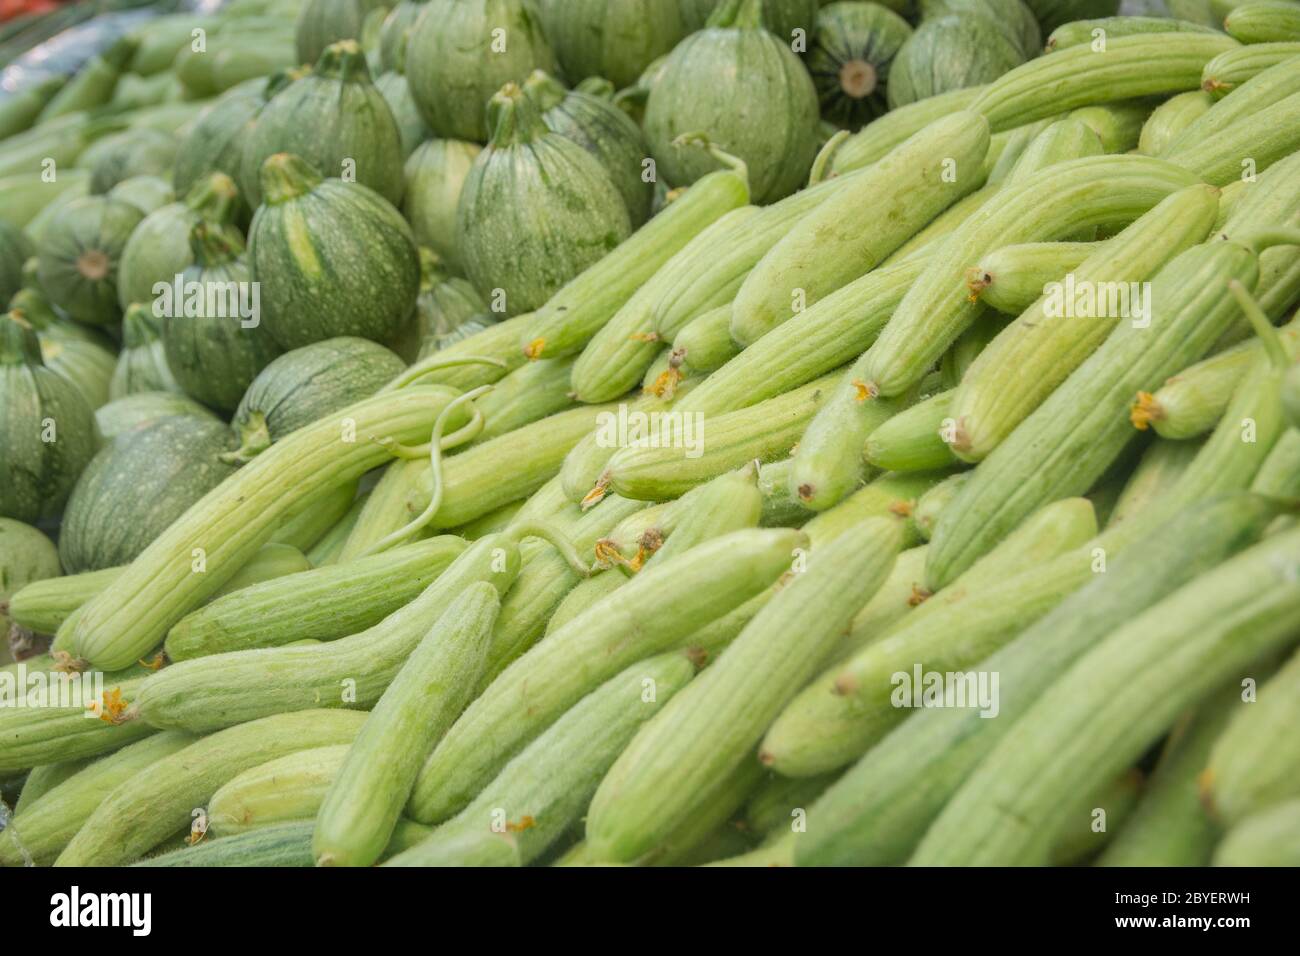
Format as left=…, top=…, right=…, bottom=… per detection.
left=249, top=153, right=421, bottom=349
left=37, top=335, right=116, bottom=411
left=239, top=40, right=406, bottom=208
left=402, top=139, right=482, bottom=273
left=0, top=220, right=32, bottom=305
left=0, top=518, right=61, bottom=636
left=523, top=70, right=654, bottom=227
left=81, top=128, right=179, bottom=196
left=611, top=53, right=672, bottom=125
left=679, top=0, right=820, bottom=40
left=296, top=0, right=390, bottom=66
left=58, top=414, right=240, bottom=573
left=920, top=0, right=1041, bottom=58
left=108, top=176, right=176, bottom=216
left=7, top=284, right=115, bottom=354
left=95, top=391, right=219, bottom=440
left=35, top=195, right=144, bottom=327
left=645, top=0, right=820, bottom=204
left=807, top=2, right=913, bottom=129
left=112, top=304, right=183, bottom=400
left=162, top=223, right=282, bottom=412
left=1021, top=0, right=1119, bottom=34
left=378, top=0, right=427, bottom=73
left=457, top=83, right=631, bottom=316
left=390, top=249, right=494, bottom=361
left=228, top=336, right=406, bottom=462
left=117, top=172, right=243, bottom=312
left=405, top=0, right=560, bottom=143
left=886, top=13, right=1026, bottom=108
left=0, top=312, right=99, bottom=522
left=375, top=71, right=431, bottom=158
left=536, top=0, right=688, bottom=90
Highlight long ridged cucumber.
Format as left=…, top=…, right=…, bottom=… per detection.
left=730, top=112, right=989, bottom=345
left=863, top=390, right=961, bottom=473
left=1163, top=90, right=1300, bottom=185
left=164, top=536, right=468, bottom=660
left=822, top=86, right=986, bottom=177
left=794, top=492, right=1282, bottom=865
left=833, top=545, right=932, bottom=662
left=1213, top=800, right=1300, bottom=866
left=1045, top=16, right=1219, bottom=51
left=911, top=522, right=1300, bottom=866
left=673, top=305, right=739, bottom=374
left=393, top=312, right=535, bottom=393
left=408, top=528, right=805, bottom=824
left=521, top=147, right=751, bottom=360
left=1068, top=99, right=1156, bottom=154
left=1138, top=90, right=1215, bottom=156
left=314, top=583, right=498, bottom=867
left=384, top=652, right=696, bottom=867
left=801, top=471, right=950, bottom=549
left=968, top=33, right=1239, bottom=132
left=760, top=496, right=1099, bottom=779
left=585, top=517, right=904, bottom=863
left=0, top=731, right=195, bottom=866
left=55, top=709, right=370, bottom=866
left=1252, top=427, right=1300, bottom=497
left=135, top=822, right=319, bottom=867
left=1201, top=43, right=1300, bottom=96
left=910, top=472, right=971, bottom=541
left=1107, top=438, right=1203, bottom=529
left=967, top=241, right=1101, bottom=316
left=471, top=356, right=578, bottom=441
left=928, top=239, right=1259, bottom=588
left=1225, top=1, right=1300, bottom=42
left=208, top=745, right=348, bottom=836
left=7, top=566, right=124, bottom=636
left=133, top=532, right=526, bottom=733
left=950, top=183, right=1220, bottom=462
left=1164, top=55, right=1300, bottom=156
left=13, top=759, right=93, bottom=816
left=863, top=156, right=1201, bottom=398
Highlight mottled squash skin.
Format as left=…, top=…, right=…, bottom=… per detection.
left=536, top=0, right=688, bottom=90
left=402, top=139, right=481, bottom=273
left=35, top=195, right=144, bottom=327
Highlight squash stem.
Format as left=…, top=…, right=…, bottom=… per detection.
left=808, top=131, right=849, bottom=185
left=670, top=132, right=751, bottom=187
left=1228, top=279, right=1289, bottom=372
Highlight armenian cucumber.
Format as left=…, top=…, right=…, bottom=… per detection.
left=408, top=528, right=806, bottom=824
left=1164, top=54, right=1300, bottom=155
left=967, top=241, right=1101, bottom=316
left=1163, top=89, right=1300, bottom=185
left=673, top=305, right=739, bottom=374
left=863, top=390, right=960, bottom=473
left=0, top=731, right=195, bottom=866
left=470, top=357, right=578, bottom=442
left=1107, top=438, right=1203, bottom=529
left=164, top=536, right=468, bottom=660
left=521, top=145, right=750, bottom=361
left=928, top=239, right=1259, bottom=588
left=54, top=709, right=369, bottom=866
left=314, top=583, right=498, bottom=867
left=1046, top=16, right=1219, bottom=51
left=910, top=471, right=971, bottom=542
left=1138, top=90, right=1215, bottom=156
left=802, top=471, right=949, bottom=549
left=208, top=745, right=348, bottom=836
left=1225, top=1, right=1300, bottom=42
left=1200, top=43, right=1300, bottom=96
left=794, top=492, right=1282, bottom=865
left=821, top=85, right=986, bottom=177
left=1213, top=800, right=1300, bottom=867
left=1252, top=428, right=1300, bottom=497
left=384, top=652, right=696, bottom=867
left=864, top=155, right=1201, bottom=398
left=911, top=523, right=1300, bottom=866
left=730, top=111, right=989, bottom=345
left=950, top=183, right=1220, bottom=462
left=7, top=566, right=123, bottom=636
left=135, top=821, right=317, bottom=867
left=968, top=33, right=1239, bottom=132
left=584, top=517, right=904, bottom=863
left=13, top=758, right=92, bottom=816
left=267, top=479, right=358, bottom=553
left=1068, top=99, right=1154, bottom=154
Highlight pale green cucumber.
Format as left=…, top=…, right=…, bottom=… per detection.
left=1046, top=16, right=1219, bottom=52
left=802, top=471, right=950, bottom=550
left=928, top=239, right=1259, bottom=588
left=1226, top=1, right=1300, bottom=42
left=470, top=356, right=578, bottom=441
left=834, top=544, right=932, bottom=661
left=209, top=544, right=310, bottom=599
left=0, top=731, right=195, bottom=866
left=761, top=495, right=1100, bottom=779
left=863, top=390, right=960, bottom=472
left=1251, top=427, right=1300, bottom=497
left=383, top=651, right=697, bottom=867
left=755, top=457, right=813, bottom=527
left=8, top=566, right=124, bottom=636
left=1048, top=769, right=1146, bottom=866
left=969, top=33, right=1240, bottom=132
left=730, top=112, right=989, bottom=345
left=864, top=155, right=1201, bottom=398
left=268, top=479, right=358, bottom=553
left=1163, top=89, right=1300, bottom=185
left=823, top=86, right=986, bottom=177
left=55, top=709, right=370, bottom=866
left=951, top=183, right=1220, bottom=461
left=939, top=313, right=1006, bottom=391
left=1214, top=800, right=1300, bottom=866
left=522, top=147, right=750, bottom=360
left=208, top=745, right=348, bottom=836
left=1200, top=43, right=1300, bottom=96
left=14, top=759, right=93, bottom=815
left=1107, top=438, right=1204, bottom=529
left=796, top=492, right=1283, bottom=866
left=673, top=305, right=739, bottom=374
left=164, top=536, right=469, bottom=660
left=306, top=490, right=369, bottom=566
left=911, top=523, right=1300, bottom=866
left=1139, top=90, right=1215, bottom=156
left=883, top=185, right=998, bottom=266
left=743, top=772, right=840, bottom=839
left=968, top=241, right=1101, bottom=316
left=314, top=583, right=498, bottom=867
left=1165, top=54, right=1300, bottom=154
left=606, top=373, right=839, bottom=501
left=337, top=459, right=439, bottom=562
left=134, top=532, right=524, bottom=732
left=393, top=312, right=534, bottom=393
left=408, top=528, right=806, bottom=825
left=1068, top=99, right=1155, bottom=154
left=133, top=819, right=434, bottom=867
left=910, top=472, right=971, bottom=542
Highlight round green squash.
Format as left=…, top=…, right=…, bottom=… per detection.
left=405, top=0, right=560, bottom=143
left=239, top=40, right=406, bottom=208
left=807, top=2, right=913, bottom=129
left=249, top=153, right=421, bottom=349
left=0, top=518, right=62, bottom=634
left=679, top=0, right=820, bottom=40
left=1021, top=0, right=1119, bottom=34
left=644, top=0, right=820, bottom=204
left=0, top=312, right=99, bottom=522
left=7, top=285, right=115, bottom=354
left=81, top=128, right=179, bottom=196
left=162, top=223, right=282, bottom=412
left=524, top=70, right=654, bottom=227
left=456, top=83, right=631, bottom=316
left=389, top=249, right=494, bottom=361
left=296, top=0, right=389, bottom=66
left=117, top=172, right=242, bottom=312
left=228, top=336, right=406, bottom=461
left=38, top=335, right=115, bottom=411
left=35, top=195, right=144, bottom=327
left=378, top=0, right=426, bottom=73
left=536, top=0, right=688, bottom=90
left=58, top=414, right=240, bottom=573
left=611, top=53, right=672, bottom=126
left=0, top=220, right=32, bottom=305
left=920, top=0, right=1041, bottom=58
left=108, top=175, right=176, bottom=216
left=375, top=71, right=431, bottom=157
left=402, top=138, right=482, bottom=273
left=112, top=304, right=183, bottom=400
left=94, top=390, right=219, bottom=440
left=886, top=13, right=1025, bottom=109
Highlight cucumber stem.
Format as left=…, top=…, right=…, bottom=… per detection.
left=379, top=396, right=488, bottom=457
left=1243, top=228, right=1300, bottom=255
left=670, top=132, right=751, bottom=187
left=506, top=521, right=592, bottom=577
left=808, top=130, right=849, bottom=185
left=1228, top=279, right=1289, bottom=372
left=385, top=354, right=507, bottom=392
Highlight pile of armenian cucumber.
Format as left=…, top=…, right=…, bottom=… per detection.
left=2, top=0, right=1300, bottom=868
